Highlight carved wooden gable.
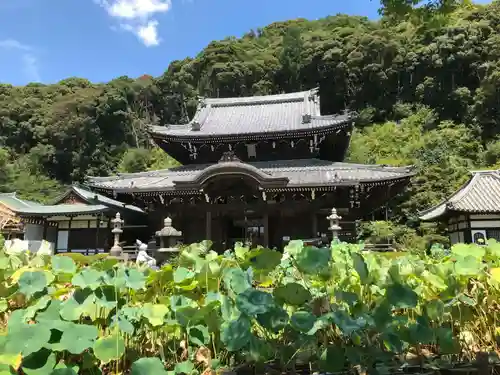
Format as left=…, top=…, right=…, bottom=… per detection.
left=59, top=192, right=86, bottom=205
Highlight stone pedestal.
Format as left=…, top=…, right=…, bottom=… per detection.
left=154, top=217, right=182, bottom=264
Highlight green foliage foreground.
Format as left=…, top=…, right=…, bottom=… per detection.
left=1, top=241, right=500, bottom=374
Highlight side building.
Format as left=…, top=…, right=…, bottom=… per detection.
left=0, top=185, right=145, bottom=253
left=87, top=89, right=415, bottom=250
left=420, top=169, right=500, bottom=245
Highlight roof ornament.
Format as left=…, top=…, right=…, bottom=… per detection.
left=191, top=121, right=201, bottom=131
left=218, top=151, right=241, bottom=163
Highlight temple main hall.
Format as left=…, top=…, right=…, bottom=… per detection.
left=86, top=89, right=414, bottom=250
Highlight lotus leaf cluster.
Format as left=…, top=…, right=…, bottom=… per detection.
left=0, top=240, right=499, bottom=375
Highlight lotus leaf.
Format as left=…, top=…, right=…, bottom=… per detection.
left=236, top=288, right=274, bottom=316
left=175, top=306, right=198, bottom=327
left=425, top=299, right=445, bottom=321
left=351, top=252, right=370, bottom=284
left=125, top=268, right=146, bottom=290
left=436, top=327, right=460, bottom=354
left=422, top=270, right=447, bottom=290
left=273, top=282, right=311, bottom=305
left=51, top=256, right=76, bottom=275
left=143, top=303, right=169, bottom=326
left=173, top=267, right=195, bottom=284
left=225, top=268, right=251, bottom=295
left=174, top=360, right=194, bottom=374
left=59, top=323, right=98, bottom=354
left=319, top=346, right=345, bottom=372
left=221, top=295, right=241, bottom=322
left=11, top=268, right=53, bottom=284
left=251, top=248, right=282, bottom=270
left=59, top=288, right=93, bottom=321
left=24, top=295, right=51, bottom=320
left=170, top=295, right=196, bottom=311
left=131, top=357, right=168, bottom=375
left=247, top=335, right=274, bottom=363
left=234, top=243, right=249, bottom=260
left=121, top=305, right=143, bottom=322
left=221, top=316, right=252, bottom=351
left=93, top=333, right=125, bottom=363
left=455, top=256, right=484, bottom=276
left=256, top=305, right=288, bottom=333
left=491, top=267, right=500, bottom=282
left=71, top=269, right=104, bottom=290
left=18, top=271, right=48, bottom=298
left=330, top=310, right=366, bottom=335
left=188, top=324, right=210, bottom=346
left=290, top=311, right=316, bottom=333
left=94, top=285, right=121, bottom=309
left=452, top=243, right=485, bottom=260
left=21, top=349, right=56, bottom=375
left=386, top=283, right=418, bottom=309
left=5, top=324, right=51, bottom=357
left=111, top=314, right=135, bottom=334
left=294, top=246, right=331, bottom=274
left=0, top=341, right=21, bottom=372
left=284, top=240, right=303, bottom=257
left=458, top=293, right=476, bottom=306
left=51, top=362, right=79, bottom=375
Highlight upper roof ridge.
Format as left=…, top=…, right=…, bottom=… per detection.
left=200, top=89, right=318, bottom=107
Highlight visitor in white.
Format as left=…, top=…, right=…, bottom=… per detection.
left=135, top=239, right=157, bottom=268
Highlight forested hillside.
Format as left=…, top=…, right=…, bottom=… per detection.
left=0, top=0, right=499, bottom=220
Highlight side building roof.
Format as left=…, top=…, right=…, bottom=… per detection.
left=150, top=88, right=354, bottom=142
left=0, top=185, right=144, bottom=218
left=419, top=169, right=500, bottom=221
left=53, top=185, right=144, bottom=214
left=0, top=192, right=109, bottom=217
left=86, top=158, right=415, bottom=195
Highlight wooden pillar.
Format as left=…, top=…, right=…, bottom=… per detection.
left=42, top=219, right=48, bottom=240
left=312, top=213, right=318, bottom=237
left=206, top=211, right=212, bottom=241
left=54, top=222, right=59, bottom=254
left=95, top=216, right=100, bottom=252
left=68, top=217, right=73, bottom=252
left=263, top=213, right=269, bottom=248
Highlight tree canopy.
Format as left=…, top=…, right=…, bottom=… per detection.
left=0, top=0, right=496, bottom=220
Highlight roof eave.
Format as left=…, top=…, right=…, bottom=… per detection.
left=149, top=120, right=354, bottom=142
left=15, top=206, right=110, bottom=217
left=88, top=174, right=413, bottom=195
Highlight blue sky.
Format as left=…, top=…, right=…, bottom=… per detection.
left=0, top=0, right=451, bottom=85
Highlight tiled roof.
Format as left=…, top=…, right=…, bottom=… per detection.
left=419, top=170, right=500, bottom=221
left=57, top=185, right=145, bottom=214
left=150, top=89, right=354, bottom=140
left=0, top=193, right=108, bottom=216
left=86, top=159, right=415, bottom=193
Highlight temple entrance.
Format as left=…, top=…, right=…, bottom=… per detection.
left=223, top=212, right=266, bottom=249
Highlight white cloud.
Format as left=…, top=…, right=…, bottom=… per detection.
left=96, top=0, right=171, bottom=47
left=0, top=39, right=41, bottom=82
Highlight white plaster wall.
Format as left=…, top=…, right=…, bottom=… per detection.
left=24, top=224, right=43, bottom=241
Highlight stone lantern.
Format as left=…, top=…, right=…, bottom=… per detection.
left=327, top=207, right=342, bottom=241
left=154, top=217, right=182, bottom=264
left=109, top=212, right=127, bottom=260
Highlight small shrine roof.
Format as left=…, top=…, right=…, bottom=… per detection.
left=419, top=169, right=500, bottom=221
left=86, top=158, right=415, bottom=194
left=150, top=89, right=354, bottom=141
